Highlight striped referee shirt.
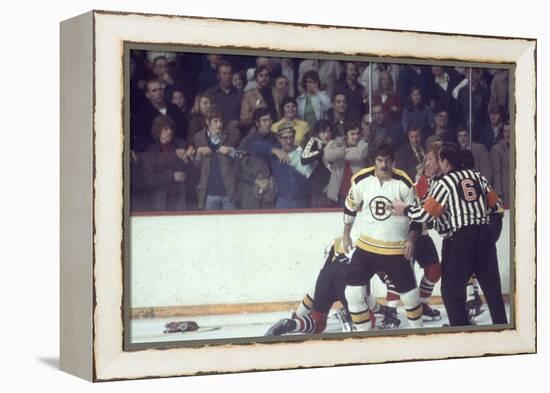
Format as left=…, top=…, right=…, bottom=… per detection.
left=405, top=169, right=499, bottom=233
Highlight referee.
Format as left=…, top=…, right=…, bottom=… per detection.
left=392, top=143, right=508, bottom=326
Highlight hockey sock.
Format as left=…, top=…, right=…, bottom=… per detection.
left=383, top=274, right=401, bottom=308
left=293, top=310, right=328, bottom=333
left=296, top=293, right=314, bottom=316
left=401, top=288, right=423, bottom=328
left=420, top=264, right=441, bottom=302
left=345, top=285, right=371, bottom=331
left=466, top=277, right=475, bottom=302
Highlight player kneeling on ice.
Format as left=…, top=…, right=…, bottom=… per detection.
left=265, top=237, right=383, bottom=336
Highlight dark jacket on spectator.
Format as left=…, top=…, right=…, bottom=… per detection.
left=395, top=144, right=424, bottom=182
left=141, top=138, right=189, bottom=211
left=131, top=101, right=188, bottom=152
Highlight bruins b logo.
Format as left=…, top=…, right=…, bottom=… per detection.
left=369, top=196, right=392, bottom=221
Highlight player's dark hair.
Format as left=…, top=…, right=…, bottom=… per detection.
left=439, top=142, right=461, bottom=170
left=375, top=142, right=395, bottom=161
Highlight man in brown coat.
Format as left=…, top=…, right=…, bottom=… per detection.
left=239, top=65, right=279, bottom=131
left=193, top=109, right=240, bottom=210
left=490, top=122, right=510, bottom=207
left=324, top=120, right=369, bottom=206
left=456, top=125, right=493, bottom=185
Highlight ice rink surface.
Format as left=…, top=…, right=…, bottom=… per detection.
left=131, top=303, right=510, bottom=344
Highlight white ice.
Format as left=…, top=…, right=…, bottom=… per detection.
left=130, top=303, right=510, bottom=344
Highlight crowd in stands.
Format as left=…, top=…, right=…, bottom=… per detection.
left=129, top=50, right=511, bottom=212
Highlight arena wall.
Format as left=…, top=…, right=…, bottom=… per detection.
left=130, top=211, right=510, bottom=311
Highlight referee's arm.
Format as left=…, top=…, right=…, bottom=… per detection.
left=394, top=181, right=448, bottom=223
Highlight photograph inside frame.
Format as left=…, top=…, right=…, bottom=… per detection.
left=126, top=46, right=513, bottom=348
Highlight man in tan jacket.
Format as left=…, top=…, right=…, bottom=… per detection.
left=324, top=120, right=369, bottom=206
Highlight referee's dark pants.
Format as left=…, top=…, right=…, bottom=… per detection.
left=441, top=224, right=508, bottom=326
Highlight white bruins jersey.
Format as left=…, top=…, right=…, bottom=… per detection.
left=344, top=167, right=416, bottom=255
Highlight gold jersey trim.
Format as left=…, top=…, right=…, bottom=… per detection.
left=357, top=235, right=405, bottom=255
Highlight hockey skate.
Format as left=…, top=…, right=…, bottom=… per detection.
left=422, top=303, right=442, bottom=321
left=264, top=318, right=297, bottom=336
left=466, top=293, right=485, bottom=323
left=380, top=307, right=401, bottom=329
left=373, top=304, right=390, bottom=317
left=334, top=308, right=355, bottom=332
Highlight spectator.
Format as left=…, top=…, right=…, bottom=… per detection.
left=193, top=109, right=240, bottom=210
left=371, top=103, right=404, bottom=148
left=428, top=107, right=455, bottom=143
left=244, top=57, right=274, bottom=92
left=397, top=64, right=432, bottom=105
left=280, top=58, right=298, bottom=98
left=240, top=65, right=278, bottom=131
left=490, top=122, right=510, bottom=206
left=187, top=92, right=213, bottom=141
left=360, top=63, right=400, bottom=97
left=457, top=68, right=490, bottom=141
left=273, top=75, right=290, bottom=117
left=296, top=70, right=331, bottom=128
left=238, top=108, right=278, bottom=209
left=298, top=59, right=342, bottom=98
left=301, top=120, right=334, bottom=208
left=327, top=92, right=348, bottom=137
left=142, top=115, right=194, bottom=211
left=360, top=114, right=377, bottom=166
left=490, top=69, right=509, bottom=111
left=150, top=55, right=176, bottom=101
left=429, top=66, right=461, bottom=125
left=456, top=125, right=493, bottom=183
left=395, top=126, right=425, bottom=181
left=371, top=70, right=402, bottom=124
left=335, top=62, right=366, bottom=123
left=324, top=120, right=368, bottom=206
left=479, top=104, right=505, bottom=151
left=271, top=97, right=310, bottom=146
left=198, top=54, right=223, bottom=93
left=250, top=123, right=312, bottom=209
left=232, top=70, right=246, bottom=92
left=401, top=86, right=435, bottom=140
left=206, top=60, right=243, bottom=125
left=131, top=79, right=187, bottom=152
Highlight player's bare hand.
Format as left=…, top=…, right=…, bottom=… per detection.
left=342, top=234, right=353, bottom=254
left=403, top=239, right=414, bottom=261
left=392, top=200, right=407, bottom=216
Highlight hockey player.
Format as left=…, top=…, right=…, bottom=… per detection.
left=265, top=237, right=386, bottom=336
left=342, top=143, right=423, bottom=331
left=377, top=165, right=443, bottom=328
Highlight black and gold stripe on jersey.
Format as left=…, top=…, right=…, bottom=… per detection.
left=356, top=234, right=406, bottom=256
